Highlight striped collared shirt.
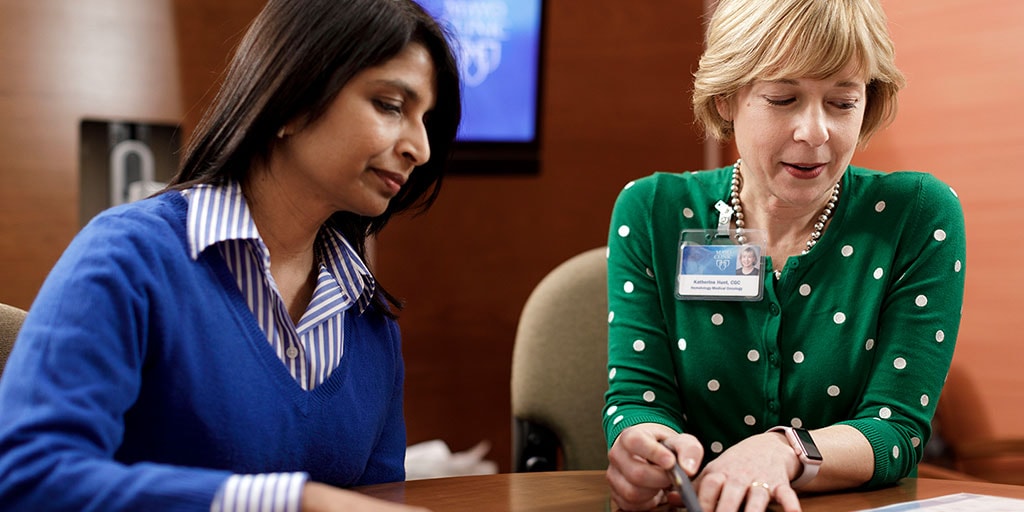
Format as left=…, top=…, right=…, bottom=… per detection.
left=182, top=181, right=375, bottom=512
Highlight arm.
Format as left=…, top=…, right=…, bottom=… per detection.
left=0, top=211, right=229, bottom=511
left=833, top=173, right=965, bottom=487
left=603, top=177, right=697, bottom=510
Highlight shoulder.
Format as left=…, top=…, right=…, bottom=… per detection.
left=848, top=167, right=960, bottom=205
left=67, top=192, right=190, bottom=266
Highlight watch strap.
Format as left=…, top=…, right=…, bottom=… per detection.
left=767, top=426, right=821, bottom=488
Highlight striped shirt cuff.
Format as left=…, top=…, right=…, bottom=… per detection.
left=211, top=472, right=308, bottom=512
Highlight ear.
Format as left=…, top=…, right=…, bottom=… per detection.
left=715, top=96, right=733, bottom=122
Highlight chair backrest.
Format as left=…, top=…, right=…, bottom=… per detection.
left=0, top=302, right=28, bottom=375
left=511, top=247, right=609, bottom=471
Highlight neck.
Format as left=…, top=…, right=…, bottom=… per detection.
left=730, top=159, right=839, bottom=262
left=243, top=165, right=324, bottom=259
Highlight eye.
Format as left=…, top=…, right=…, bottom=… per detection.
left=374, top=99, right=402, bottom=115
left=765, top=97, right=795, bottom=107
left=831, top=99, right=859, bottom=110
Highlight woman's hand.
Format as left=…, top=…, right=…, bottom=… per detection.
left=606, top=423, right=703, bottom=511
left=302, top=482, right=431, bottom=512
left=694, top=431, right=801, bottom=512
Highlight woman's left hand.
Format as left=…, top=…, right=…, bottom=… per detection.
left=694, top=432, right=803, bottom=512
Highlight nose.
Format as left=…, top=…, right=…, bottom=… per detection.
left=793, top=104, right=829, bottom=147
left=398, top=119, right=431, bottom=166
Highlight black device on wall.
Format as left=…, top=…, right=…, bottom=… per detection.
left=418, top=0, right=545, bottom=174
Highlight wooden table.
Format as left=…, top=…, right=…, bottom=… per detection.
left=357, top=471, right=1024, bottom=511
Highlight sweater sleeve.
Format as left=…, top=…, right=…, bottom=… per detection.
left=603, top=177, right=685, bottom=448
left=0, top=208, right=232, bottom=511
left=836, top=173, right=966, bottom=486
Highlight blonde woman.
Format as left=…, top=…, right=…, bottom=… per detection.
left=603, top=1, right=965, bottom=511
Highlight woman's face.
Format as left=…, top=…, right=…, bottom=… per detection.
left=274, top=43, right=437, bottom=218
left=719, top=62, right=866, bottom=211
left=740, top=250, right=755, bottom=268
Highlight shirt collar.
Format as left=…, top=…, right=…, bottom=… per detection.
left=183, top=181, right=377, bottom=312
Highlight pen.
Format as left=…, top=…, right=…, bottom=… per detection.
left=660, top=440, right=703, bottom=512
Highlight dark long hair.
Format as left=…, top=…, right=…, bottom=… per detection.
left=169, top=0, right=461, bottom=315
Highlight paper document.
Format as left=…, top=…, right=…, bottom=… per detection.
left=857, top=492, right=1024, bottom=511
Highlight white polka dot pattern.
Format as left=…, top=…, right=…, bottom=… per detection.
left=606, top=406, right=617, bottom=416
left=934, top=229, right=946, bottom=241
left=879, top=407, right=892, bottom=419
left=833, top=312, right=846, bottom=324
left=875, top=201, right=886, bottom=212
left=744, top=415, right=756, bottom=426
left=643, top=391, right=656, bottom=402
left=683, top=208, right=694, bottom=218
left=747, top=350, right=760, bottom=362
left=623, top=281, right=635, bottom=293
left=617, top=225, right=630, bottom=237
left=894, top=358, right=907, bottom=370
left=678, top=339, right=687, bottom=351
left=632, top=340, right=646, bottom=352
left=893, top=446, right=900, bottom=459
left=827, top=385, right=840, bottom=397
left=609, top=368, right=617, bottom=380
left=915, top=295, right=928, bottom=307
left=624, top=181, right=635, bottom=190
left=920, top=395, right=929, bottom=407
left=793, top=351, right=805, bottom=363
left=865, top=339, right=875, bottom=351
left=791, top=418, right=803, bottom=428
left=873, top=268, right=884, bottom=280
left=613, top=415, right=624, bottom=425
left=935, top=330, right=945, bottom=343
left=799, top=284, right=811, bottom=296
left=707, top=380, right=720, bottom=392
left=710, top=442, right=723, bottom=453
left=711, top=313, right=724, bottom=326
left=841, top=245, right=854, bottom=257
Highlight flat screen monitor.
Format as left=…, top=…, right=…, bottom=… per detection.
left=418, top=0, right=544, bottom=173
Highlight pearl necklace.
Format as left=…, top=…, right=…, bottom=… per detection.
left=729, top=159, right=840, bottom=278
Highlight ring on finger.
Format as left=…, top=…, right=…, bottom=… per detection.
left=750, top=481, right=772, bottom=495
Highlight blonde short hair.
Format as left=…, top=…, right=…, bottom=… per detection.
left=693, top=0, right=906, bottom=143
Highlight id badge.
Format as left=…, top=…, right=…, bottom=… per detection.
left=675, top=228, right=766, bottom=301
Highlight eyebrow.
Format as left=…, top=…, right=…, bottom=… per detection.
left=765, top=78, right=864, bottom=89
left=370, top=79, right=423, bottom=103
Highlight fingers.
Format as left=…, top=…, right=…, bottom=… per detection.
left=606, top=464, right=666, bottom=511
left=696, top=473, right=799, bottom=512
left=742, top=482, right=773, bottom=512
left=607, top=425, right=704, bottom=511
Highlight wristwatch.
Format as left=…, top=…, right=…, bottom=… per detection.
left=768, top=426, right=823, bottom=488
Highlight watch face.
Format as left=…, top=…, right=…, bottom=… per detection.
left=794, top=428, right=823, bottom=461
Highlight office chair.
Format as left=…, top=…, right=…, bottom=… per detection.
left=0, top=302, right=28, bottom=375
left=511, top=246, right=610, bottom=472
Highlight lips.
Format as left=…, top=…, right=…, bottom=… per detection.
left=783, top=162, right=826, bottom=179
left=371, top=168, right=407, bottom=194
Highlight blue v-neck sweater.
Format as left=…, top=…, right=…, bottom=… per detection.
left=0, top=192, right=406, bottom=511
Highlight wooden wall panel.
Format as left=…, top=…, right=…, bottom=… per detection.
left=0, top=0, right=182, bottom=309
left=855, top=1, right=1024, bottom=440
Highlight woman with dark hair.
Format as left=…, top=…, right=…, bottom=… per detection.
left=0, top=1, right=459, bottom=510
